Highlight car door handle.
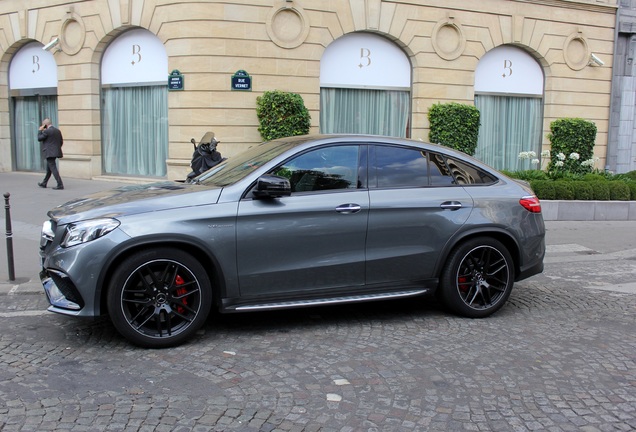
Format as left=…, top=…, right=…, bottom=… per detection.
left=440, top=201, right=463, bottom=211
left=336, top=204, right=362, bottom=214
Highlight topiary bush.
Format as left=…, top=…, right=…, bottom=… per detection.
left=627, top=182, right=636, bottom=200
left=256, top=90, right=311, bottom=141
left=609, top=181, right=631, bottom=201
left=530, top=180, right=555, bottom=200
left=547, top=118, right=596, bottom=175
left=553, top=181, right=575, bottom=200
left=572, top=182, right=594, bottom=200
left=428, top=102, right=480, bottom=156
left=590, top=181, right=611, bottom=200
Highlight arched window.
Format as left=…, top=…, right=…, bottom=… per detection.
left=101, top=29, right=168, bottom=177
left=474, top=45, right=544, bottom=171
left=9, top=42, right=59, bottom=172
left=320, top=33, right=411, bottom=137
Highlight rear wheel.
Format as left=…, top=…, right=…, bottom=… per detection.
left=107, top=248, right=212, bottom=348
left=438, top=238, right=514, bottom=318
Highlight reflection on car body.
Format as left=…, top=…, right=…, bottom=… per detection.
left=39, top=134, right=545, bottom=348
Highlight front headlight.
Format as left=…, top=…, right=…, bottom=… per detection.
left=60, top=218, right=120, bottom=248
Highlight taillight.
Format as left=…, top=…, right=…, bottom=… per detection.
left=519, top=196, right=542, bottom=213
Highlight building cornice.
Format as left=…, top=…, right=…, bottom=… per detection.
left=515, top=0, right=618, bottom=13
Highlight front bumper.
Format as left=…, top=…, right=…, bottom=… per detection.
left=41, top=269, right=85, bottom=315
left=39, top=222, right=132, bottom=317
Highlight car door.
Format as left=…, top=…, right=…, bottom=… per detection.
left=236, top=144, right=369, bottom=297
left=365, top=145, right=474, bottom=286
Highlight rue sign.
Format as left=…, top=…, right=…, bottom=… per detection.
left=168, top=69, right=184, bottom=91
left=231, top=70, right=252, bottom=91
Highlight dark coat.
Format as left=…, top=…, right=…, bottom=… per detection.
left=38, top=126, right=64, bottom=159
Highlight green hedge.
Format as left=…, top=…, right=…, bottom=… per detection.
left=428, top=102, right=480, bottom=156
left=547, top=118, right=596, bottom=175
left=609, top=182, right=631, bottom=201
left=628, top=182, right=636, bottom=200
left=530, top=180, right=555, bottom=200
left=589, top=182, right=610, bottom=200
left=256, top=90, right=311, bottom=141
left=519, top=169, right=636, bottom=200
left=528, top=179, right=634, bottom=200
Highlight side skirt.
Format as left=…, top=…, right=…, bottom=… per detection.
left=222, top=288, right=432, bottom=313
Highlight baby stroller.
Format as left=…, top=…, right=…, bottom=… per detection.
left=185, top=132, right=224, bottom=183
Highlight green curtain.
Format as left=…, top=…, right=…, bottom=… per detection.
left=475, top=95, right=543, bottom=171
left=13, top=96, right=58, bottom=171
left=102, top=85, right=168, bottom=177
left=320, top=88, right=410, bottom=137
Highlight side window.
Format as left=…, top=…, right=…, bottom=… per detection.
left=375, top=146, right=428, bottom=188
left=273, top=145, right=359, bottom=193
left=444, top=156, right=497, bottom=185
left=429, top=153, right=455, bottom=186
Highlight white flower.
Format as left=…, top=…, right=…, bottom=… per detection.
left=569, top=152, right=580, bottom=160
left=518, top=151, right=529, bottom=159
left=528, top=151, right=537, bottom=158
left=581, top=159, right=595, bottom=167
left=541, top=150, right=550, bottom=158
left=531, top=159, right=540, bottom=165
left=555, top=161, right=564, bottom=167
left=557, top=152, right=566, bottom=161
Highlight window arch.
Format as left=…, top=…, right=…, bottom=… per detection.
left=320, top=33, right=411, bottom=137
left=9, top=42, right=59, bottom=172
left=474, top=45, right=544, bottom=171
left=101, top=28, right=168, bottom=177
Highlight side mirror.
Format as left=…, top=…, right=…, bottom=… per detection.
left=253, top=175, right=291, bottom=198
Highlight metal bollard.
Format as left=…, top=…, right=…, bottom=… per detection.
left=4, top=192, right=15, bottom=281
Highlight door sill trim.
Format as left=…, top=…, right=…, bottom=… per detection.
left=231, top=289, right=430, bottom=312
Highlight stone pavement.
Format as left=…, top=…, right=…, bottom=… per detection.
left=0, top=172, right=635, bottom=431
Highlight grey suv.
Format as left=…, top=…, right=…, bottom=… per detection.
left=40, top=135, right=545, bottom=347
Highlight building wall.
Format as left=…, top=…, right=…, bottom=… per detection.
left=0, top=0, right=618, bottom=180
left=609, top=0, right=636, bottom=173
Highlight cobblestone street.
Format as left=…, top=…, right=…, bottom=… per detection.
left=1, top=222, right=635, bottom=431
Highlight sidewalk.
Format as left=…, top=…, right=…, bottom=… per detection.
left=0, top=172, right=139, bottom=292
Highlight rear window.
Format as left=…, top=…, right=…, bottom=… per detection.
left=444, top=156, right=498, bottom=185
left=372, top=146, right=497, bottom=188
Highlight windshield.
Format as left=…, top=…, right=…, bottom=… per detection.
left=196, top=137, right=309, bottom=187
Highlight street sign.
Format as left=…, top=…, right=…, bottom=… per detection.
left=231, top=70, right=252, bottom=91
left=168, top=69, right=184, bottom=91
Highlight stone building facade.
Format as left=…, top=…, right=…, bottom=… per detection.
left=0, top=0, right=618, bottom=180
left=609, top=0, right=636, bottom=173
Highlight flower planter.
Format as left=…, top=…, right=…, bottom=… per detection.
left=541, top=200, right=636, bottom=221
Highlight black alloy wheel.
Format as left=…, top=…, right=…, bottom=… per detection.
left=107, top=248, right=212, bottom=348
left=439, top=237, right=514, bottom=318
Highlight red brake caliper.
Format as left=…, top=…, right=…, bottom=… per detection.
left=458, top=277, right=469, bottom=292
left=175, top=275, right=188, bottom=314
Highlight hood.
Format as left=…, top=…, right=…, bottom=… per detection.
left=48, top=181, right=222, bottom=224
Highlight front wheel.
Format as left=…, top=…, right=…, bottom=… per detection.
left=107, top=248, right=212, bottom=348
left=438, top=238, right=514, bottom=318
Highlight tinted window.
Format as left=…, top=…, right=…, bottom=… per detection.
left=274, top=145, right=359, bottom=192
left=375, top=146, right=428, bottom=188
left=429, top=153, right=455, bottom=186
left=445, top=156, right=497, bottom=185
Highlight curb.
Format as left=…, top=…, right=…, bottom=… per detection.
left=541, top=200, right=636, bottom=221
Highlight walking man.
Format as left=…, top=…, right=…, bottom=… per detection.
left=37, top=118, right=64, bottom=190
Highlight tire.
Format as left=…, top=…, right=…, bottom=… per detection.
left=107, top=248, right=212, bottom=348
left=438, top=237, right=514, bottom=318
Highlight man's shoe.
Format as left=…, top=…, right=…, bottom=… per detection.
left=52, top=185, right=64, bottom=190
left=37, top=182, right=47, bottom=188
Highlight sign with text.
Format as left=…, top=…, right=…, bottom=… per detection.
left=231, top=70, right=252, bottom=91
left=168, top=69, right=184, bottom=91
